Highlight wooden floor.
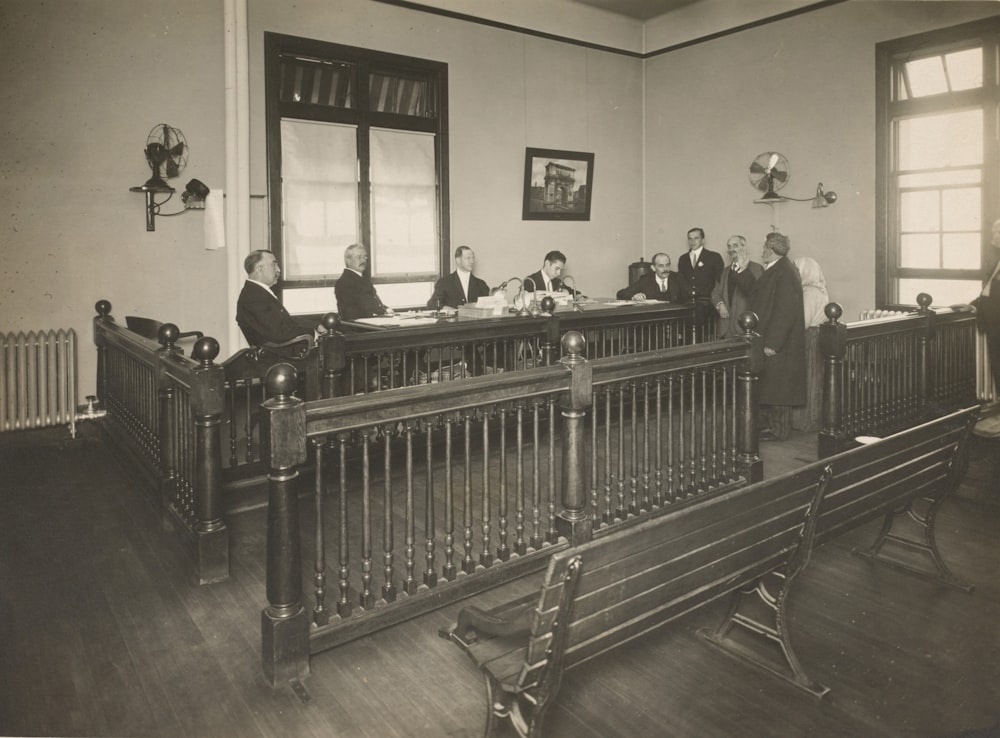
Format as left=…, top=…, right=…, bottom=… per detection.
left=1, top=423, right=998, bottom=738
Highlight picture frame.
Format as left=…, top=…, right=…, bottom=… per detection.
left=522, top=147, right=594, bottom=221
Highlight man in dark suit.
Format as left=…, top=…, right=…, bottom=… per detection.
left=427, top=245, right=491, bottom=309
left=677, top=227, right=725, bottom=338
left=524, top=250, right=581, bottom=295
left=616, top=252, right=687, bottom=302
left=236, top=250, right=317, bottom=346
left=335, top=244, right=392, bottom=321
left=712, top=235, right=764, bottom=338
left=734, top=231, right=806, bottom=441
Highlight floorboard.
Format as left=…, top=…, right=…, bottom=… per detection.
left=0, top=423, right=997, bottom=738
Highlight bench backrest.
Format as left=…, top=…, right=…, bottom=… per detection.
left=520, top=462, right=833, bottom=688
left=517, top=404, right=979, bottom=692
left=815, top=405, right=979, bottom=545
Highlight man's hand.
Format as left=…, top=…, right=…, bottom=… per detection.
left=764, top=347, right=776, bottom=357
left=717, top=303, right=730, bottom=319
left=631, top=293, right=647, bottom=302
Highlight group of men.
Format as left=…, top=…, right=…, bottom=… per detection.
left=613, top=227, right=806, bottom=440
left=236, top=230, right=807, bottom=440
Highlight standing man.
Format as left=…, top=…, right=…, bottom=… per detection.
left=711, top=235, right=764, bottom=338
left=734, top=231, right=806, bottom=441
left=677, top=227, right=725, bottom=337
left=974, top=218, right=1000, bottom=393
left=524, top=250, right=577, bottom=294
left=335, top=243, right=393, bottom=321
left=427, top=245, right=491, bottom=309
left=616, top=252, right=687, bottom=302
left=236, top=249, right=318, bottom=346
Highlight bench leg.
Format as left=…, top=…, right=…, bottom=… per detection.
left=483, top=673, right=548, bottom=738
left=852, top=496, right=973, bottom=592
left=699, top=569, right=829, bottom=700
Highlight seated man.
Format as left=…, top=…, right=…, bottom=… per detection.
left=335, top=243, right=393, bottom=321
left=236, top=250, right=317, bottom=346
left=427, top=245, right=490, bottom=309
left=616, top=252, right=687, bottom=303
left=524, top=250, right=581, bottom=295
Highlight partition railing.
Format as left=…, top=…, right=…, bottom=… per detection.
left=332, top=302, right=697, bottom=395
left=93, top=300, right=228, bottom=584
left=818, top=296, right=979, bottom=456
left=258, top=327, right=763, bottom=685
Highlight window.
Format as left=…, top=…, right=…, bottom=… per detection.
left=265, top=34, right=450, bottom=314
left=876, top=17, right=1000, bottom=308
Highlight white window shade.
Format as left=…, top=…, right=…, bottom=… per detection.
left=281, top=120, right=359, bottom=279
left=369, top=127, right=438, bottom=277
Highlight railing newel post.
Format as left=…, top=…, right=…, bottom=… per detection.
left=916, top=293, right=934, bottom=414
left=190, top=337, right=228, bottom=585
left=319, top=313, right=345, bottom=398
left=556, top=331, right=593, bottom=545
left=260, top=363, right=310, bottom=688
left=736, top=313, right=763, bottom=482
left=818, top=303, right=848, bottom=458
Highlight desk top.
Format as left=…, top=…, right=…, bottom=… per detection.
left=342, top=298, right=678, bottom=332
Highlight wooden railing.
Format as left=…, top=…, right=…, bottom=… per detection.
left=93, top=300, right=228, bottom=584
left=331, top=302, right=698, bottom=395
left=258, top=326, right=763, bottom=685
left=222, top=302, right=698, bottom=472
left=818, top=295, right=979, bottom=456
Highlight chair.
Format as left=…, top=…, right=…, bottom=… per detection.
left=125, top=316, right=205, bottom=354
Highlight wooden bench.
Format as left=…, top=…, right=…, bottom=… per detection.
left=813, top=404, right=980, bottom=591
left=441, top=463, right=835, bottom=737
left=440, top=404, right=979, bottom=738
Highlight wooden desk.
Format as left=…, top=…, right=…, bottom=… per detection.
left=328, top=300, right=696, bottom=394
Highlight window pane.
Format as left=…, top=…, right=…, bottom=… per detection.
left=897, top=278, right=981, bottom=307
left=370, top=128, right=438, bottom=276
left=945, top=47, right=982, bottom=92
left=279, top=54, right=354, bottom=108
left=900, top=233, right=940, bottom=268
left=905, top=56, right=947, bottom=97
left=369, top=71, right=434, bottom=117
left=897, top=110, right=982, bottom=170
left=941, top=187, right=980, bottom=232
left=900, top=190, right=939, bottom=232
left=281, top=120, right=359, bottom=279
left=941, top=232, right=981, bottom=269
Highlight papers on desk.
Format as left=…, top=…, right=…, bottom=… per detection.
left=355, top=313, right=441, bottom=327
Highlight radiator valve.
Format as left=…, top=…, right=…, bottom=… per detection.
left=71, top=395, right=107, bottom=438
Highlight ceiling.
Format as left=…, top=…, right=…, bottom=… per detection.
left=568, top=0, right=704, bottom=21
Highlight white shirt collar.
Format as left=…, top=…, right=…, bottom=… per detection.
left=347, top=267, right=364, bottom=277
left=248, top=278, right=277, bottom=299
left=456, top=269, right=471, bottom=298
left=689, top=247, right=702, bottom=264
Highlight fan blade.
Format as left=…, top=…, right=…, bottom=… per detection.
left=168, top=141, right=185, bottom=158
left=766, top=153, right=780, bottom=172
left=750, top=161, right=767, bottom=175
left=771, top=169, right=788, bottom=184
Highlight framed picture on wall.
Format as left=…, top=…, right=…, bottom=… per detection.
left=522, top=147, right=594, bottom=221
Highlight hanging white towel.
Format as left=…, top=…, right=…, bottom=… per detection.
left=203, top=189, right=225, bottom=250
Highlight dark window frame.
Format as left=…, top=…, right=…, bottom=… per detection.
left=875, top=16, right=1000, bottom=307
left=263, top=33, right=451, bottom=297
